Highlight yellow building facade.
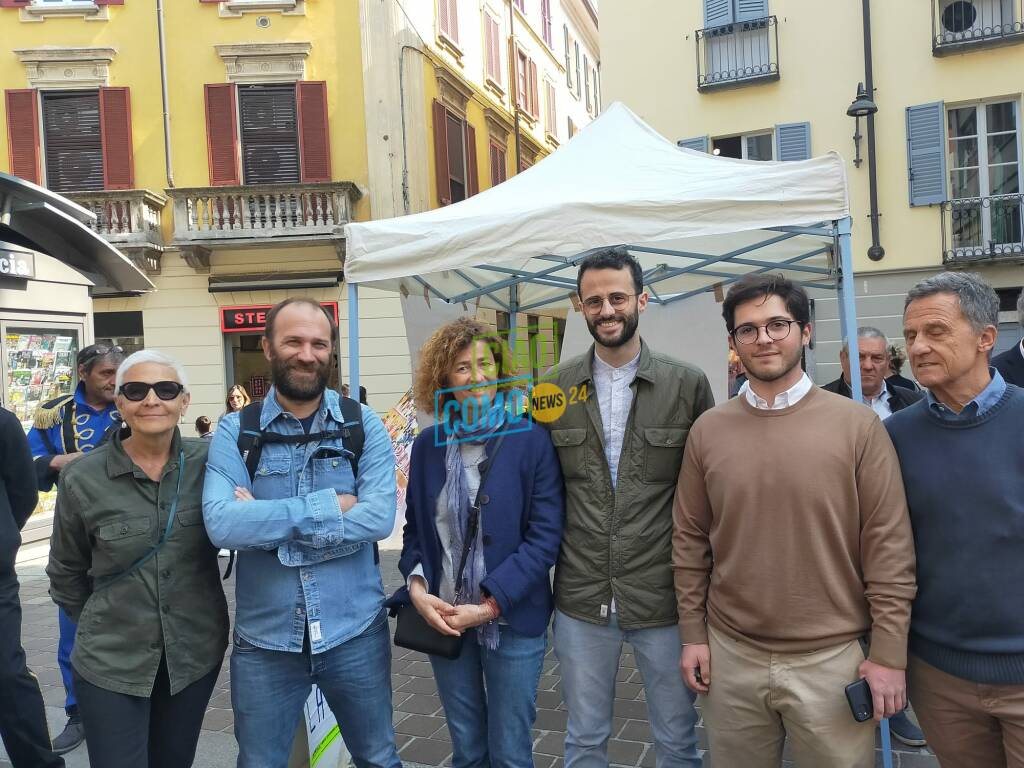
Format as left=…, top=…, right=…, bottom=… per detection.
left=600, top=0, right=1024, bottom=383
left=1, top=0, right=599, bottom=427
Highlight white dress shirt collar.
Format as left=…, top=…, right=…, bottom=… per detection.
left=739, top=372, right=813, bottom=410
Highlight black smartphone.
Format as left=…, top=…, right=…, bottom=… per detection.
left=845, top=678, right=873, bottom=722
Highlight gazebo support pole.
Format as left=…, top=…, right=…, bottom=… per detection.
left=347, top=281, right=360, bottom=397
left=836, top=216, right=864, bottom=404
left=508, top=283, right=519, bottom=363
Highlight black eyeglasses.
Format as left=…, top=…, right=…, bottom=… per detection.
left=731, top=319, right=803, bottom=345
left=118, top=381, right=185, bottom=401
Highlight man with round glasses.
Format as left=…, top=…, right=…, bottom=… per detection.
left=27, top=342, right=124, bottom=756
left=672, top=273, right=916, bottom=768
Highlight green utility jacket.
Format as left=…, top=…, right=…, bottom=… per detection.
left=47, top=431, right=228, bottom=697
left=545, top=340, right=714, bottom=630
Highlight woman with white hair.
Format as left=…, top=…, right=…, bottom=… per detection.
left=47, top=350, right=228, bottom=768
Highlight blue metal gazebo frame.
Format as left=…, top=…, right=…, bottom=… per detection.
left=345, top=215, right=864, bottom=406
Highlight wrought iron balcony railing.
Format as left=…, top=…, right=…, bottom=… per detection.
left=941, top=193, right=1024, bottom=264
left=696, top=15, right=779, bottom=92
left=167, top=182, right=360, bottom=245
left=933, top=0, right=1024, bottom=54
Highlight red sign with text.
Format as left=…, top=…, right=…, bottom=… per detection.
left=220, top=302, right=339, bottom=333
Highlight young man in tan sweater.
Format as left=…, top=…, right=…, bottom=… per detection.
left=671, top=274, right=917, bottom=768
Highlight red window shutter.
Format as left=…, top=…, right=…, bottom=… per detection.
left=297, top=81, right=332, bottom=183
left=204, top=83, right=240, bottom=186
left=99, top=87, right=134, bottom=190
left=432, top=99, right=451, bottom=206
left=5, top=89, right=40, bottom=184
left=199, top=0, right=222, bottom=3
left=94, top=0, right=124, bottom=5
left=0, top=1, right=32, bottom=7
left=466, top=123, right=479, bottom=197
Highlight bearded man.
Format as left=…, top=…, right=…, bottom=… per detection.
left=545, top=246, right=714, bottom=768
left=203, top=298, right=400, bottom=767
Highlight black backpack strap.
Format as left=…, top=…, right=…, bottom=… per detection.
left=236, top=402, right=265, bottom=482
left=338, top=395, right=377, bottom=564
left=338, top=396, right=364, bottom=474
left=226, top=402, right=266, bottom=581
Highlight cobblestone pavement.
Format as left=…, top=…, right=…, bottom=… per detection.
left=3, top=544, right=938, bottom=768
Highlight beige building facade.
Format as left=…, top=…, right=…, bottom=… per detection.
left=600, top=0, right=1024, bottom=384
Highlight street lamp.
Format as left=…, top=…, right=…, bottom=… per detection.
left=847, top=82, right=877, bottom=169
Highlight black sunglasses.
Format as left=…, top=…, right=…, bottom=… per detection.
left=118, top=381, right=185, bottom=402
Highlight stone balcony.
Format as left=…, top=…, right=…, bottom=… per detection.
left=166, top=181, right=361, bottom=268
left=69, top=189, right=167, bottom=274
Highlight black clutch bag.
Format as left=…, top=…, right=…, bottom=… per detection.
left=392, top=432, right=506, bottom=660
left=393, top=602, right=464, bottom=659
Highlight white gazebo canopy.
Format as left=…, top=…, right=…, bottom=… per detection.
left=343, top=102, right=866, bottom=397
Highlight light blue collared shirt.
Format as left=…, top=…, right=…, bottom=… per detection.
left=926, top=367, right=1007, bottom=421
left=203, top=387, right=397, bottom=654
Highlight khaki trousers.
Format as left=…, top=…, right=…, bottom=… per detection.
left=908, top=654, right=1024, bottom=768
left=704, top=624, right=874, bottom=768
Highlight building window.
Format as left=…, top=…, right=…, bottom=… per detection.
left=432, top=100, right=478, bottom=205
left=94, top=311, right=144, bottom=357
left=41, top=90, right=104, bottom=193
left=574, top=41, right=582, bottom=99
left=541, top=0, right=553, bottom=47
left=513, top=0, right=524, bottom=11
left=544, top=80, right=557, bottom=139
left=238, top=84, right=301, bottom=184
left=484, top=13, right=502, bottom=87
left=712, top=131, right=773, bottom=160
left=947, top=100, right=1022, bottom=252
left=567, top=117, right=577, bottom=138
left=516, top=49, right=539, bottom=119
left=438, top=0, right=459, bottom=45
left=563, top=26, right=573, bottom=89
left=584, top=55, right=591, bottom=113
left=490, top=140, right=507, bottom=187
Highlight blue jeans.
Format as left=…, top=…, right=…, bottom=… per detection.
left=430, top=626, right=547, bottom=768
left=553, top=609, right=701, bottom=768
left=230, top=610, right=400, bottom=768
left=58, top=607, right=77, bottom=713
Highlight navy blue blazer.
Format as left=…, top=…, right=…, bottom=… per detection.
left=388, top=420, right=565, bottom=637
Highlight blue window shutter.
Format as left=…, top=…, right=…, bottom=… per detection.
left=775, top=122, right=811, bottom=161
left=906, top=101, right=947, bottom=206
left=677, top=136, right=709, bottom=153
left=704, top=0, right=734, bottom=27
left=736, top=0, right=769, bottom=22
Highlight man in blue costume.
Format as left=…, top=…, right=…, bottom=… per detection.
left=27, top=343, right=124, bottom=755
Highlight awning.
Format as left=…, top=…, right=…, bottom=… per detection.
left=0, top=171, right=154, bottom=293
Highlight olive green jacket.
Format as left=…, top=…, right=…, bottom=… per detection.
left=47, top=431, right=228, bottom=697
left=546, top=340, right=714, bottom=629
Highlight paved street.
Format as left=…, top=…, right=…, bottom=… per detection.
left=3, top=544, right=937, bottom=768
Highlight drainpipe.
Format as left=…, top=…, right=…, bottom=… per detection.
left=862, top=0, right=883, bottom=260
left=509, top=0, right=523, bottom=173
left=156, top=0, right=174, bottom=187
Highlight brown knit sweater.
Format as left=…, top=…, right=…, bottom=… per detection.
left=672, top=385, right=916, bottom=669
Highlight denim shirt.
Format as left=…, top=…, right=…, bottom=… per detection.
left=926, top=368, right=1007, bottom=421
left=203, top=387, right=397, bottom=654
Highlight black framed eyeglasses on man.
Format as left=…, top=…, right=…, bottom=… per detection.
left=731, top=319, right=803, bottom=345
left=77, top=344, right=125, bottom=367
left=580, top=292, right=637, bottom=313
